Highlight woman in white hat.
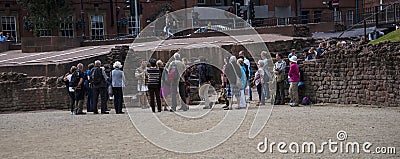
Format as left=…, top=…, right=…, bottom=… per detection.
left=111, top=61, right=126, bottom=114
left=288, top=56, right=300, bottom=107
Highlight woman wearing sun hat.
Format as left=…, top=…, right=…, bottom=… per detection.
left=111, top=61, right=126, bottom=114
left=288, top=56, right=300, bottom=107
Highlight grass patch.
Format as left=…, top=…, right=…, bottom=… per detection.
left=369, top=29, right=400, bottom=44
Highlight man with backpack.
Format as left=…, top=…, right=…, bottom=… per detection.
left=91, top=60, right=109, bottom=114
left=70, top=63, right=86, bottom=115
left=168, top=53, right=187, bottom=111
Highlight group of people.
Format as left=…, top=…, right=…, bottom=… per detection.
left=135, top=53, right=190, bottom=112
left=63, top=60, right=125, bottom=115
left=63, top=49, right=305, bottom=114
left=0, top=32, right=14, bottom=42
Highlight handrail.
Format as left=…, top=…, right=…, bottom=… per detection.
left=338, top=2, right=399, bottom=38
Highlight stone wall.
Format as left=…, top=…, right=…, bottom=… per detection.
left=0, top=45, right=131, bottom=112
left=0, top=72, right=69, bottom=112
left=300, top=42, right=400, bottom=107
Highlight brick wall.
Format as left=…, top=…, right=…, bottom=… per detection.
left=300, top=42, right=400, bottom=107
left=22, top=37, right=83, bottom=53
left=0, top=72, right=69, bottom=112
left=0, top=42, right=10, bottom=53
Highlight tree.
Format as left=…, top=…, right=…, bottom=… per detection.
left=17, top=0, right=73, bottom=36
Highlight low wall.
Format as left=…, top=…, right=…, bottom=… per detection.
left=0, top=72, right=69, bottom=112
left=0, top=42, right=10, bottom=53
left=22, top=36, right=83, bottom=53
left=300, top=42, right=400, bottom=107
left=81, top=38, right=134, bottom=47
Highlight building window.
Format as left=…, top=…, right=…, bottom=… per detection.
left=36, top=18, right=51, bottom=36
left=215, top=0, right=222, bottom=4
left=346, top=10, right=354, bottom=26
left=198, top=0, right=205, bottom=4
left=1, top=16, right=17, bottom=41
left=60, top=16, right=74, bottom=37
left=90, top=15, right=104, bottom=40
left=334, top=11, right=343, bottom=24
left=314, top=11, right=322, bottom=23
left=128, top=16, right=140, bottom=37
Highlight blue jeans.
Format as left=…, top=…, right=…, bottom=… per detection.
left=248, top=80, right=252, bottom=100
left=262, top=82, right=270, bottom=100
left=86, top=88, right=93, bottom=112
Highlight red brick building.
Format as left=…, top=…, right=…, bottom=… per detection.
left=0, top=0, right=395, bottom=42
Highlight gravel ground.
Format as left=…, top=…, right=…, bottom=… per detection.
left=0, top=103, right=399, bottom=159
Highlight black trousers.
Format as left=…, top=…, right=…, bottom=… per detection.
left=275, top=81, right=285, bottom=104
left=92, top=87, right=108, bottom=113
left=112, top=87, right=124, bottom=113
left=148, top=86, right=161, bottom=112
left=69, top=92, right=75, bottom=113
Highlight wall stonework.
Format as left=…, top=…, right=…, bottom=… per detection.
left=0, top=46, right=130, bottom=112
left=300, top=42, right=400, bottom=107
left=0, top=72, right=69, bottom=112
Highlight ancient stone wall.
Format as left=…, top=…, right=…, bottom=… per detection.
left=0, top=46, right=130, bottom=112
left=300, top=42, right=400, bottom=106
left=0, top=72, right=69, bottom=112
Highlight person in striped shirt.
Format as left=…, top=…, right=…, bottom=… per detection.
left=147, top=59, right=162, bottom=113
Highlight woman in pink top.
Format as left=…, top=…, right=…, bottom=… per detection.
left=288, top=56, right=300, bottom=107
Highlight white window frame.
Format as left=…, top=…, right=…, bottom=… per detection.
left=90, top=15, right=104, bottom=40
left=128, top=16, right=140, bottom=37
left=335, top=10, right=343, bottom=24
left=36, top=18, right=51, bottom=36
left=1, top=16, right=17, bottom=42
left=198, top=0, right=205, bottom=4
left=60, top=16, right=74, bottom=37
left=346, top=10, right=354, bottom=26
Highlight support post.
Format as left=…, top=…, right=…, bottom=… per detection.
left=375, top=6, right=379, bottom=28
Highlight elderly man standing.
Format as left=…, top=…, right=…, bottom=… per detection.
left=273, top=53, right=286, bottom=105
left=168, top=53, right=187, bottom=111
left=91, top=60, right=109, bottom=114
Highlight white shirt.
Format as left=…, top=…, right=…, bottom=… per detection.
left=66, top=74, right=74, bottom=92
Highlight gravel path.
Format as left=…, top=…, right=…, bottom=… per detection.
left=0, top=103, right=399, bottom=158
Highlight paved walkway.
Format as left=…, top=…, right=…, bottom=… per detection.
left=0, top=103, right=398, bottom=158
left=0, top=33, right=295, bottom=68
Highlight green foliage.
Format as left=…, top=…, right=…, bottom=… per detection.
left=369, top=30, right=400, bottom=44
left=16, top=0, right=73, bottom=36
